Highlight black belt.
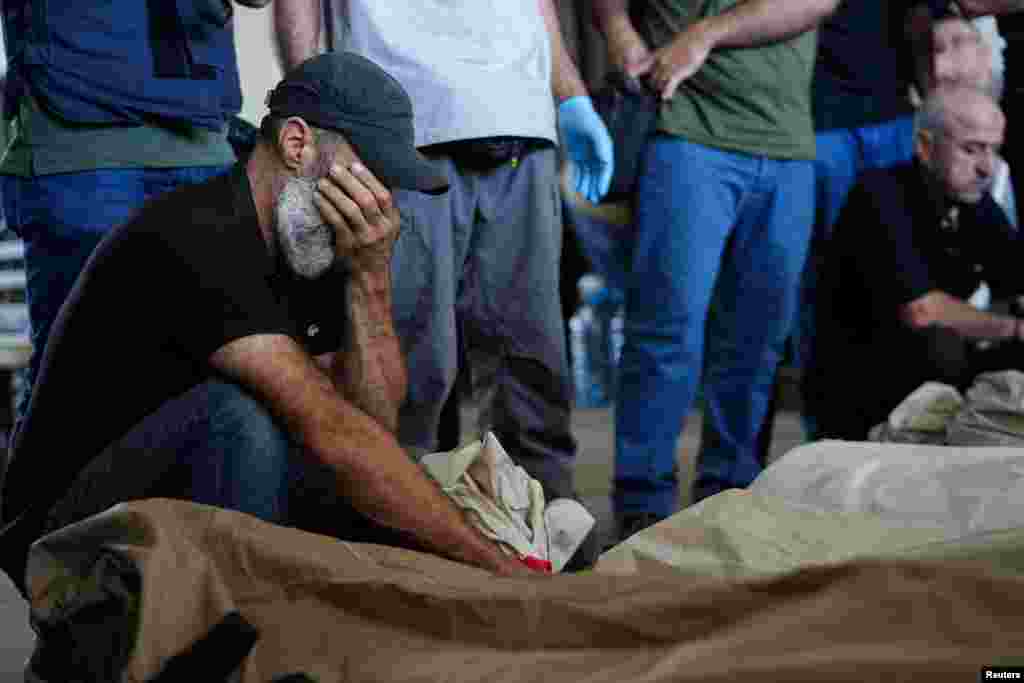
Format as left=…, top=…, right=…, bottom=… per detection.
left=421, top=136, right=549, bottom=171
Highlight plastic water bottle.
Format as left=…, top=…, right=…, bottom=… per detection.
left=569, top=312, right=595, bottom=408
left=608, top=303, right=625, bottom=397
left=570, top=274, right=611, bottom=408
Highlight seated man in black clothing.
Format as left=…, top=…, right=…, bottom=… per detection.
left=806, top=84, right=1024, bottom=441
left=0, top=52, right=539, bottom=595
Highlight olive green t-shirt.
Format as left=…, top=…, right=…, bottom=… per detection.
left=637, top=0, right=817, bottom=160
left=0, top=94, right=235, bottom=177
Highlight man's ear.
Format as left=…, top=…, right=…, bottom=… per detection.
left=277, top=117, right=315, bottom=172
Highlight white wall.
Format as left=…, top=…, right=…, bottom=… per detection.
left=234, top=5, right=284, bottom=124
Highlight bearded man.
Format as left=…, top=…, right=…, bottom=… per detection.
left=806, top=84, right=1024, bottom=441
left=0, top=52, right=540, bottom=596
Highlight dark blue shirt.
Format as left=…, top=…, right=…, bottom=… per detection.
left=813, top=0, right=915, bottom=131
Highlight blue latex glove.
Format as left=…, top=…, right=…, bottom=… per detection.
left=557, top=96, right=614, bottom=205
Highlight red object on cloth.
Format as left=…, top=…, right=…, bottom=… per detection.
left=521, top=556, right=553, bottom=573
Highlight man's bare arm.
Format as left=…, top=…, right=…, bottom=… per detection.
left=592, top=1, right=653, bottom=75
left=612, top=0, right=840, bottom=100
left=325, top=268, right=406, bottom=435
left=697, top=0, right=841, bottom=50
left=594, top=0, right=839, bottom=52
left=593, top=0, right=631, bottom=30
left=538, top=0, right=588, bottom=102
left=275, top=0, right=323, bottom=73
left=308, top=161, right=409, bottom=433
left=211, top=335, right=531, bottom=575
left=901, top=290, right=1024, bottom=340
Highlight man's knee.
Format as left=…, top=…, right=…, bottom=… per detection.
left=177, top=380, right=292, bottom=520
left=196, top=379, right=292, bottom=455
left=201, top=378, right=271, bottom=421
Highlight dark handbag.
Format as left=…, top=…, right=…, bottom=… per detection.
left=591, top=70, right=658, bottom=202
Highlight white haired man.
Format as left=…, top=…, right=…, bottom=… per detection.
left=807, top=85, right=1024, bottom=440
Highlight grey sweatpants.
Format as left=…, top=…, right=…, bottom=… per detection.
left=389, top=145, right=578, bottom=500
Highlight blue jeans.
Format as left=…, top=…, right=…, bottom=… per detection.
left=43, top=379, right=409, bottom=547
left=613, top=136, right=814, bottom=516
left=1, top=165, right=232, bottom=418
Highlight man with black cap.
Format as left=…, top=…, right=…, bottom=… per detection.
left=0, top=52, right=538, bottom=596
left=276, top=3, right=613, bottom=573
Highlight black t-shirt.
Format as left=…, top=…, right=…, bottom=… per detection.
left=813, top=0, right=916, bottom=131
left=807, top=162, right=1024, bottom=438
left=0, top=164, right=348, bottom=523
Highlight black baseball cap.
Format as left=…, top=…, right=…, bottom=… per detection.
left=266, top=51, right=449, bottom=194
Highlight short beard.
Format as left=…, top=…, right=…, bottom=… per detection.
left=275, top=176, right=335, bottom=279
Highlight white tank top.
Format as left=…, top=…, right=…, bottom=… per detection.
left=328, top=0, right=557, bottom=147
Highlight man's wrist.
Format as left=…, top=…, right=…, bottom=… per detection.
left=346, top=269, right=396, bottom=337
left=347, top=267, right=391, bottom=295
left=554, top=82, right=589, bottom=105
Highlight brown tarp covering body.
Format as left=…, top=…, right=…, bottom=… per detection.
left=26, top=499, right=1024, bottom=682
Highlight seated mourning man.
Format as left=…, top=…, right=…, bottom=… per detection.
left=0, top=52, right=540, bottom=595
left=806, top=83, right=1024, bottom=441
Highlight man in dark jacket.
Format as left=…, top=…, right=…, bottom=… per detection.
left=808, top=85, right=1024, bottom=440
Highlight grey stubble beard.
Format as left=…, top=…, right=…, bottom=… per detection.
left=275, top=176, right=335, bottom=279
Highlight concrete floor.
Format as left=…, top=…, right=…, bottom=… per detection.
left=0, top=403, right=807, bottom=678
